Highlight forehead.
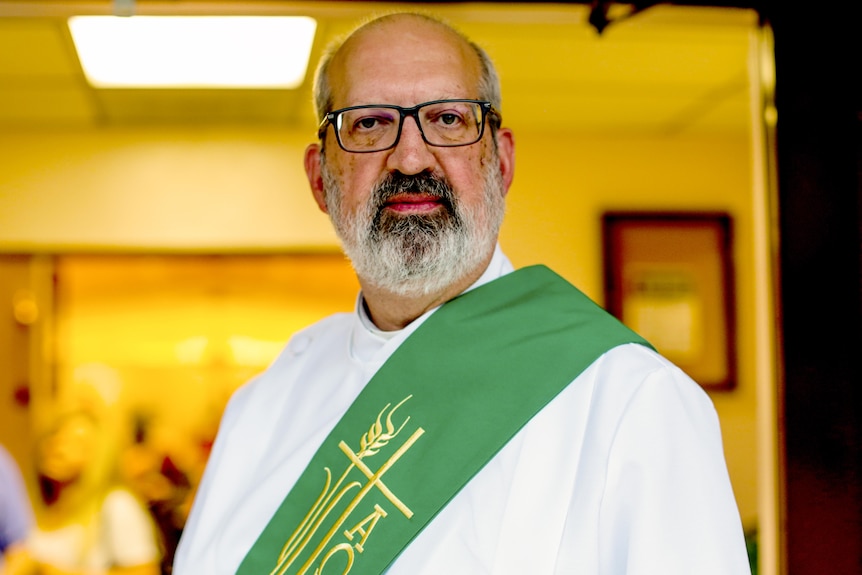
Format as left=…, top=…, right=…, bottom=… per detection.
left=328, top=16, right=483, bottom=107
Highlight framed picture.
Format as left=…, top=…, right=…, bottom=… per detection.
left=602, top=212, right=736, bottom=390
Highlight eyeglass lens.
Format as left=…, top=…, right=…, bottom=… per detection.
left=334, top=101, right=485, bottom=152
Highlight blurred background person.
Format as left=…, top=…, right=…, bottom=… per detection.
left=7, top=401, right=161, bottom=575
left=1, top=443, right=35, bottom=574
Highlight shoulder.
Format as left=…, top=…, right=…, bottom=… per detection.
left=225, top=312, right=354, bottom=411
left=274, top=312, right=355, bottom=363
left=0, top=445, right=21, bottom=483
left=577, top=343, right=720, bottom=440
left=0, top=446, right=32, bottom=546
left=589, top=343, right=712, bottom=404
left=521, top=342, right=719, bottom=467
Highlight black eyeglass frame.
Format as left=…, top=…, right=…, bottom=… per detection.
left=317, top=99, right=501, bottom=153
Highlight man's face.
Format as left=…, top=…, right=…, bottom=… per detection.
left=305, top=17, right=515, bottom=295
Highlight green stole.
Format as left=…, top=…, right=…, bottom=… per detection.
left=237, top=265, right=650, bottom=575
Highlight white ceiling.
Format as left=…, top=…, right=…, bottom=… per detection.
left=0, top=1, right=759, bottom=136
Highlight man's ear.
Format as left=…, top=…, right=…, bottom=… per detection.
left=304, top=143, right=328, bottom=213
left=495, top=127, right=515, bottom=196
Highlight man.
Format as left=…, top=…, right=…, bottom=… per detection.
left=174, top=12, right=751, bottom=575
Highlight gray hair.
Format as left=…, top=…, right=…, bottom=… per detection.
left=311, top=13, right=502, bottom=125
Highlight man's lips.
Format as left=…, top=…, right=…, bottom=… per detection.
left=382, top=193, right=445, bottom=213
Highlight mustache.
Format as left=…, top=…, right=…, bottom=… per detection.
left=369, top=172, right=461, bottom=241
left=372, top=172, right=457, bottom=212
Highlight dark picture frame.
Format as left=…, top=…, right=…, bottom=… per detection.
left=602, top=212, right=737, bottom=390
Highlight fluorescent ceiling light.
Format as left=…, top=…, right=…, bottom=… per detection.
left=68, top=15, right=316, bottom=89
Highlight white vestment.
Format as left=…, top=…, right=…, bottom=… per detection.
left=174, top=247, right=751, bottom=575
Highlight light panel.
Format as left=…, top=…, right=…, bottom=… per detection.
left=68, top=15, right=316, bottom=89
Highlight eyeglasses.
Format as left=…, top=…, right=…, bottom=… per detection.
left=318, top=99, right=500, bottom=153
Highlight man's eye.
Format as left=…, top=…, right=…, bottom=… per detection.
left=441, top=113, right=462, bottom=125
left=436, top=112, right=463, bottom=126
left=351, top=113, right=395, bottom=132
left=356, top=117, right=380, bottom=130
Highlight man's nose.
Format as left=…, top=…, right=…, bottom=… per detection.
left=385, top=116, right=437, bottom=176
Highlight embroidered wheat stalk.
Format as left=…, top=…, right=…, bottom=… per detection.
left=357, top=395, right=412, bottom=459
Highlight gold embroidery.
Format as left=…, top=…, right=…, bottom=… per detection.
left=269, top=396, right=423, bottom=575
left=315, top=543, right=354, bottom=575
left=343, top=504, right=387, bottom=553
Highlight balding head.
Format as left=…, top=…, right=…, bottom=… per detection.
left=312, top=13, right=501, bottom=123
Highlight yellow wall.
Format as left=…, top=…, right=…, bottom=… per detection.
left=0, top=128, right=336, bottom=251
left=0, top=125, right=758, bottom=528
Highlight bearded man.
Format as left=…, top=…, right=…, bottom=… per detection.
left=173, top=12, right=751, bottom=575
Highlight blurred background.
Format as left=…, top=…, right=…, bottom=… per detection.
left=0, top=2, right=858, bottom=575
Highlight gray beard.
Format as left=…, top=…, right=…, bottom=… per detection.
left=322, top=165, right=506, bottom=298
